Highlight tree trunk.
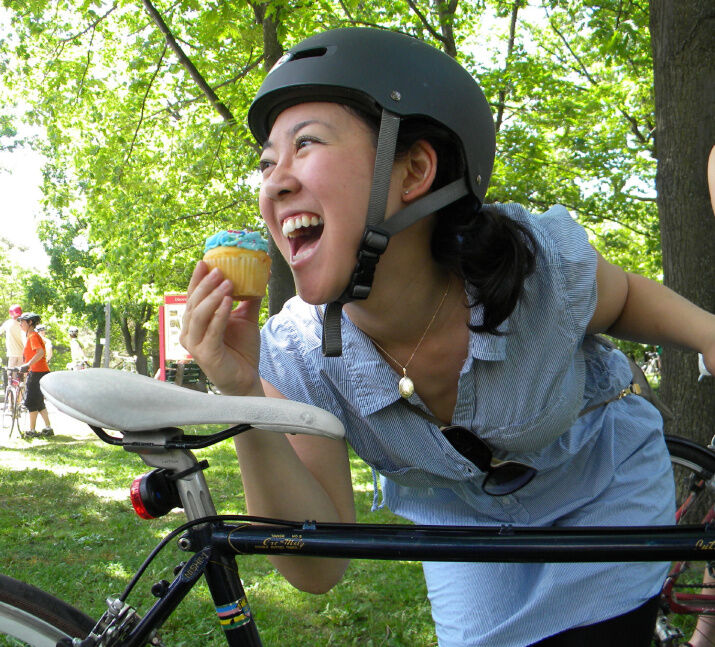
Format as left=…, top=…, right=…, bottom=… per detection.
left=252, top=1, right=296, bottom=316
left=93, top=322, right=104, bottom=368
left=650, top=0, right=715, bottom=444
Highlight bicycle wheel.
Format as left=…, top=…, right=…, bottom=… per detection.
left=654, top=435, right=715, bottom=646
left=2, top=390, right=16, bottom=438
left=0, top=574, right=94, bottom=646
left=14, top=405, right=29, bottom=438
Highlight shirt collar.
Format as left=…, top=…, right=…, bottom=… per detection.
left=467, top=303, right=507, bottom=362
left=324, top=301, right=507, bottom=418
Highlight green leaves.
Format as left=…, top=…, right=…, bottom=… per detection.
left=0, top=0, right=663, bottom=363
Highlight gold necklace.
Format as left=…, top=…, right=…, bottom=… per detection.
left=370, top=278, right=451, bottom=399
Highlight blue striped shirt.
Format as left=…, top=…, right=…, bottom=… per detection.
left=260, top=203, right=674, bottom=646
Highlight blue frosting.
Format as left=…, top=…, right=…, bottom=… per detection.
left=204, top=230, right=269, bottom=253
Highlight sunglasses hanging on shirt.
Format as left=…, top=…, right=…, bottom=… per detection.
left=399, top=400, right=537, bottom=496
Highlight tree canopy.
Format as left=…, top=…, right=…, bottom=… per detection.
left=0, top=0, right=681, bottom=368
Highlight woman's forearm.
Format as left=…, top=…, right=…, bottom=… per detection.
left=234, top=428, right=355, bottom=593
left=607, top=272, right=715, bottom=357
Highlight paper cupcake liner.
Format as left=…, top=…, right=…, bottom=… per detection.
left=203, top=253, right=270, bottom=299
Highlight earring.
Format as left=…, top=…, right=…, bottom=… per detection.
left=403, top=190, right=409, bottom=195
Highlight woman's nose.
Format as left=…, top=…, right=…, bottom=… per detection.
left=262, top=163, right=301, bottom=201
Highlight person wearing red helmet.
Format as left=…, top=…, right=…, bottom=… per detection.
left=1, top=305, right=25, bottom=368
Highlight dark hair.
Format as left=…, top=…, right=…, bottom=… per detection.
left=349, top=107, right=536, bottom=335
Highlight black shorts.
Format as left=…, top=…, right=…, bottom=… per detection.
left=528, top=595, right=660, bottom=647
left=24, top=371, right=49, bottom=412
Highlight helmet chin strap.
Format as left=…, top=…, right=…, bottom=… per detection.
left=321, top=109, right=470, bottom=357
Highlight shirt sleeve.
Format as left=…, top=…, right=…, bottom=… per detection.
left=30, top=334, right=44, bottom=354
left=532, top=204, right=598, bottom=343
left=260, top=310, right=323, bottom=405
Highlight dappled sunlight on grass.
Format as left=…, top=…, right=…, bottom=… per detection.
left=0, top=433, right=436, bottom=645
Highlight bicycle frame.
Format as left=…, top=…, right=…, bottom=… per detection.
left=36, top=369, right=715, bottom=647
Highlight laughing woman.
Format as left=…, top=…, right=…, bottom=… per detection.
left=181, top=29, right=715, bottom=647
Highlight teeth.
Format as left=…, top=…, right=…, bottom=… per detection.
left=282, top=215, right=324, bottom=238
left=282, top=219, right=296, bottom=236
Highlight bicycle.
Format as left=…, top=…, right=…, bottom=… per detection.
left=654, top=435, right=715, bottom=646
left=0, top=368, right=713, bottom=647
left=110, top=354, right=137, bottom=374
left=1, top=366, right=29, bottom=439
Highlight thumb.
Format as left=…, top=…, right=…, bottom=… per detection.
left=232, top=297, right=264, bottom=323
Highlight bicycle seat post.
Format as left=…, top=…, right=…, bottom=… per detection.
left=123, top=430, right=217, bottom=520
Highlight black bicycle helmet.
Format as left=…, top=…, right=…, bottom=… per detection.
left=18, top=312, right=41, bottom=326
left=249, top=28, right=496, bottom=355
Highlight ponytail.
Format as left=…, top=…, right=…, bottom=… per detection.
left=433, top=200, right=536, bottom=335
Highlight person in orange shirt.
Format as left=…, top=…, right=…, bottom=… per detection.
left=17, top=312, right=53, bottom=438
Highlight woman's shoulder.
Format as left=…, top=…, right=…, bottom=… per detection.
left=261, top=296, right=324, bottom=357
left=488, top=203, right=587, bottom=251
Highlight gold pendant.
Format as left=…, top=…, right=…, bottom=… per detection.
left=398, top=374, right=415, bottom=399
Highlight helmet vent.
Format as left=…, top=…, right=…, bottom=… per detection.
left=292, top=46, right=327, bottom=61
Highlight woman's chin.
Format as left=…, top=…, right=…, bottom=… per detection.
left=294, top=280, right=344, bottom=306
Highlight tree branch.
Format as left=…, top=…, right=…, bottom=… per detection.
left=495, top=1, right=523, bottom=134
left=546, top=10, right=598, bottom=85
left=141, top=0, right=236, bottom=123
left=406, top=0, right=445, bottom=45
left=122, top=44, right=167, bottom=173
left=57, top=5, right=118, bottom=44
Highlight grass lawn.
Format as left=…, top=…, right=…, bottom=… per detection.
left=0, top=425, right=436, bottom=646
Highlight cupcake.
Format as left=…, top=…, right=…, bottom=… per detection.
left=203, top=230, right=271, bottom=300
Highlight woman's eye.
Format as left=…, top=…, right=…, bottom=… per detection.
left=296, top=135, right=320, bottom=150
left=258, top=159, right=272, bottom=173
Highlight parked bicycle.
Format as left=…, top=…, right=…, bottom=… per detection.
left=110, top=353, right=137, bottom=373
left=0, top=369, right=712, bottom=647
left=1, top=365, right=29, bottom=439
left=655, top=435, right=715, bottom=646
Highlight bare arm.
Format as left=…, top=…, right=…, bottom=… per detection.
left=234, top=379, right=355, bottom=593
left=180, top=261, right=355, bottom=593
left=587, top=250, right=715, bottom=373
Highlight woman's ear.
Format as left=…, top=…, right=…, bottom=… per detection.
left=399, top=140, right=438, bottom=202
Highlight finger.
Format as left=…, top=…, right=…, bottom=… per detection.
left=187, top=266, right=226, bottom=310
left=232, top=297, right=263, bottom=324
left=187, top=261, right=211, bottom=297
left=204, top=295, right=234, bottom=342
left=182, top=278, right=233, bottom=348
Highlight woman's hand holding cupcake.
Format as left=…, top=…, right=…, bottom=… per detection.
left=181, top=260, right=264, bottom=396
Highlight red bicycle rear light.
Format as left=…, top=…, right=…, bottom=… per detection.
left=130, top=469, right=182, bottom=520
left=130, top=476, right=154, bottom=519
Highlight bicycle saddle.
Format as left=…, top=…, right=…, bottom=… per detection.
left=40, top=369, right=345, bottom=439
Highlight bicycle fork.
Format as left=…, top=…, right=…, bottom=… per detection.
left=130, top=439, right=263, bottom=647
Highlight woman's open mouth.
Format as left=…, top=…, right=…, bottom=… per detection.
left=282, top=214, right=324, bottom=262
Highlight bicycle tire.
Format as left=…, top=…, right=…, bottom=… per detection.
left=0, top=574, right=94, bottom=646
left=4, top=389, right=16, bottom=438
left=15, top=404, right=29, bottom=438
left=666, top=435, right=715, bottom=524
left=654, top=435, right=715, bottom=647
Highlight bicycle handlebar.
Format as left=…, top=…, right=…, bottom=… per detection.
left=40, top=369, right=345, bottom=439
